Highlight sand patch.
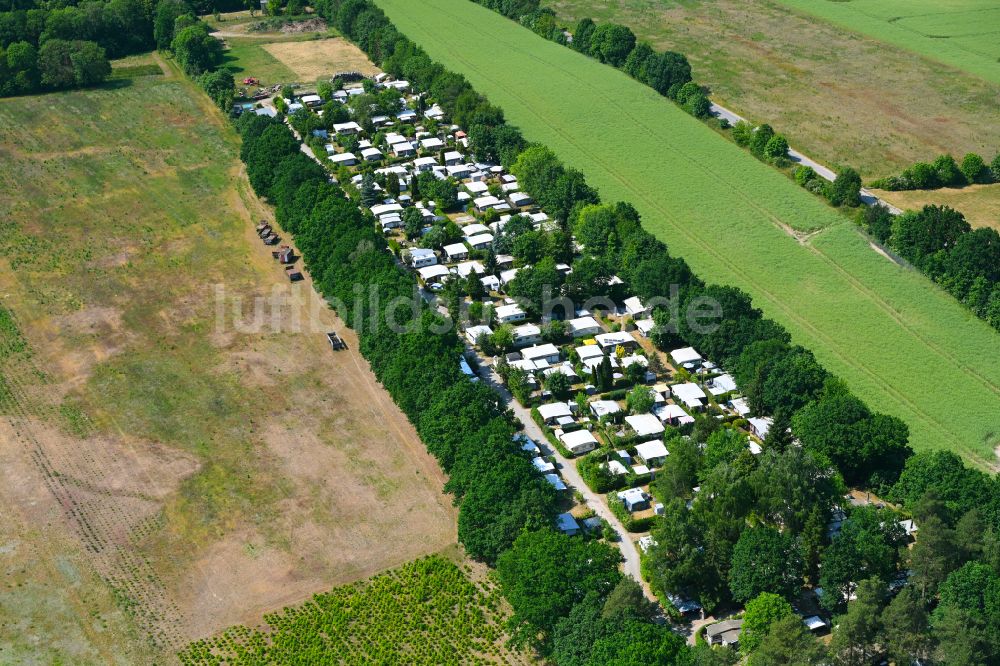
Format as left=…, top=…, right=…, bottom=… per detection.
left=262, top=38, right=381, bottom=80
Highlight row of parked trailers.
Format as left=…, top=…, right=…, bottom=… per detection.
left=256, top=221, right=345, bottom=351
left=256, top=221, right=303, bottom=282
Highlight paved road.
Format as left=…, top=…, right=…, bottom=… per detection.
left=709, top=102, right=902, bottom=214
left=464, top=346, right=655, bottom=601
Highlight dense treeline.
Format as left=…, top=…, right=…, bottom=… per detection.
left=0, top=0, right=240, bottom=96
left=858, top=203, right=1000, bottom=331
left=0, top=0, right=149, bottom=94
left=242, top=0, right=1000, bottom=661
left=870, top=152, right=1000, bottom=191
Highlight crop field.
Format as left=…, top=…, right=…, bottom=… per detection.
left=0, top=58, right=454, bottom=661
left=377, top=0, right=1000, bottom=467
left=544, top=0, right=1000, bottom=179
left=179, top=555, right=530, bottom=665
left=774, top=0, right=1000, bottom=86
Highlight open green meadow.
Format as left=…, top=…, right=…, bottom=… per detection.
left=774, top=0, right=1000, bottom=85
left=377, top=0, right=1000, bottom=466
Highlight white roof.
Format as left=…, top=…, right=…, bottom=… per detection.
left=465, top=232, right=494, bottom=246
left=576, top=345, right=605, bottom=361
left=635, top=318, right=656, bottom=335
left=442, top=242, right=468, bottom=257
left=556, top=512, right=580, bottom=533
left=333, top=121, right=362, bottom=133
left=635, top=440, right=669, bottom=462
left=617, top=487, right=646, bottom=505
left=560, top=429, right=598, bottom=449
left=656, top=403, right=693, bottom=424
left=495, top=303, right=525, bottom=319
left=522, top=343, right=560, bottom=361
left=625, top=414, right=665, bottom=438
left=748, top=416, right=773, bottom=439
left=499, top=268, right=519, bottom=284
left=300, top=94, right=321, bottom=104
left=360, top=147, right=383, bottom=159
left=417, top=265, right=450, bottom=282
left=803, top=616, right=827, bottom=631
left=670, top=347, right=702, bottom=366
left=513, top=323, right=541, bottom=338
left=709, top=373, right=738, bottom=395
left=330, top=152, right=357, bottom=163
left=454, top=260, right=485, bottom=278
left=532, top=456, right=556, bottom=473
left=465, top=325, right=493, bottom=343
left=591, top=400, right=622, bottom=418
left=421, top=137, right=444, bottom=149
left=607, top=460, right=629, bottom=475
left=567, top=316, right=600, bottom=334
left=473, top=195, right=502, bottom=208
left=413, top=156, right=438, bottom=167
left=672, top=382, right=706, bottom=406
left=544, top=473, right=567, bottom=491
left=462, top=222, right=490, bottom=235
left=370, top=203, right=403, bottom=216
left=595, top=332, right=633, bottom=348
left=730, top=397, right=751, bottom=416
left=538, top=402, right=573, bottom=421
left=444, top=150, right=463, bottom=161
left=623, top=296, right=646, bottom=315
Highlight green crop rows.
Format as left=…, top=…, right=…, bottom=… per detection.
left=774, top=0, right=1000, bottom=85
left=179, top=556, right=522, bottom=665
left=376, top=0, right=1000, bottom=465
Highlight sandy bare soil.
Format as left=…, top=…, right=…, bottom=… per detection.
left=263, top=37, right=382, bottom=79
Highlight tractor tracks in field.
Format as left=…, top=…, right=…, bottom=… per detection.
left=0, top=317, right=186, bottom=653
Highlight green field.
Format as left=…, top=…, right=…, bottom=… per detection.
left=543, top=0, right=1000, bottom=179
left=179, top=556, right=527, bottom=665
left=376, top=0, right=1000, bottom=466
left=774, top=0, right=1000, bottom=85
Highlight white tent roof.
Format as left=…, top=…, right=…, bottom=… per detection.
left=635, top=440, right=669, bottom=463
left=625, top=414, right=665, bottom=438
left=538, top=402, right=572, bottom=421
left=670, top=347, right=703, bottom=366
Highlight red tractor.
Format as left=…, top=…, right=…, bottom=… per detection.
left=243, top=77, right=259, bottom=86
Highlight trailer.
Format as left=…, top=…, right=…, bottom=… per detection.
left=263, top=234, right=281, bottom=245
left=288, top=270, right=304, bottom=282
left=326, top=332, right=347, bottom=351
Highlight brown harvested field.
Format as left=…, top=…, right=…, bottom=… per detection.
left=263, top=37, right=381, bottom=80
left=872, top=183, right=1000, bottom=232
left=546, top=0, right=1000, bottom=179
left=0, top=58, right=451, bottom=663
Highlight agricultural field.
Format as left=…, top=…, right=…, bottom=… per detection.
left=179, top=555, right=530, bottom=665
left=204, top=11, right=375, bottom=88
left=774, top=0, right=1000, bottom=86
left=872, top=183, right=1000, bottom=233
left=377, top=0, right=1000, bottom=467
left=0, top=57, right=455, bottom=661
left=543, top=0, right=1000, bottom=179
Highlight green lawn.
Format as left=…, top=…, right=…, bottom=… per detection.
left=773, top=0, right=1000, bottom=85
left=376, top=0, right=1000, bottom=466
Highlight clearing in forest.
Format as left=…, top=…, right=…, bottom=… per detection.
left=376, top=0, right=1000, bottom=466
left=0, top=57, right=454, bottom=662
